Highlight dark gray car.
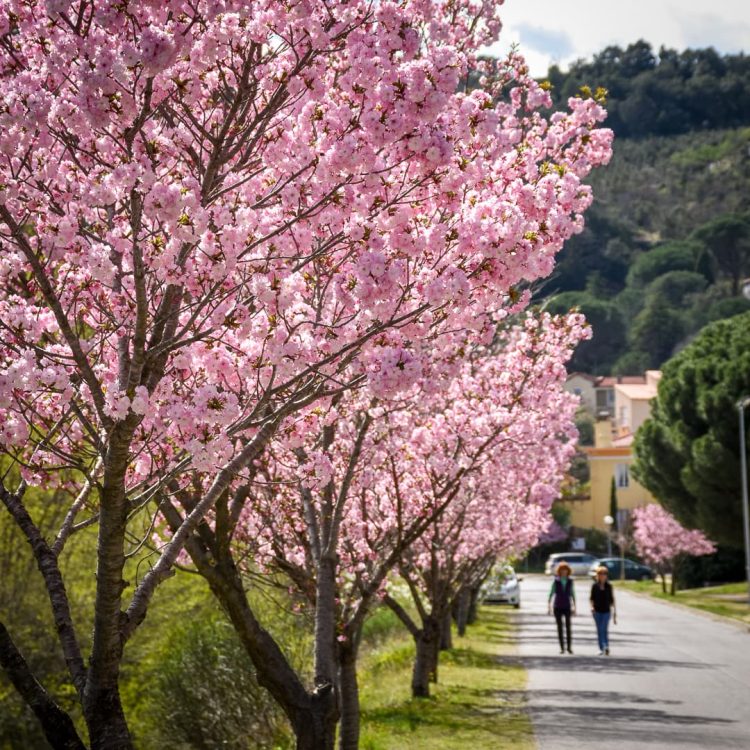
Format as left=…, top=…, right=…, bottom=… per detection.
left=589, top=557, right=654, bottom=581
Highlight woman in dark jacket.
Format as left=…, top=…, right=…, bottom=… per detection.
left=590, top=565, right=617, bottom=655
left=547, top=562, right=576, bottom=654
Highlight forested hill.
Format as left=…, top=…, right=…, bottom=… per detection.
left=546, top=41, right=750, bottom=138
left=542, top=42, right=750, bottom=376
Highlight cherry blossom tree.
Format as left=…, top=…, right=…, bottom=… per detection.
left=633, top=504, right=716, bottom=594
left=0, top=0, right=610, bottom=747
left=385, top=369, right=578, bottom=698
left=203, top=312, right=584, bottom=745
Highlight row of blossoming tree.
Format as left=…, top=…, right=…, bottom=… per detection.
left=0, top=1, right=611, bottom=748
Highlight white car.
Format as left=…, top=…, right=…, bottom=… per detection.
left=544, top=552, right=599, bottom=577
left=481, top=566, right=521, bottom=608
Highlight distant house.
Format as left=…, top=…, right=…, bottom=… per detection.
left=614, top=370, right=662, bottom=436
left=560, top=371, right=660, bottom=532
left=593, top=374, right=647, bottom=418
left=564, top=372, right=597, bottom=414
left=566, top=373, right=649, bottom=419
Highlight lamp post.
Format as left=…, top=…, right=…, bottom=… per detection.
left=604, top=515, right=614, bottom=558
left=737, top=397, right=750, bottom=606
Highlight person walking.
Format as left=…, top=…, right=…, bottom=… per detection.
left=548, top=562, right=576, bottom=654
left=590, top=565, right=617, bottom=655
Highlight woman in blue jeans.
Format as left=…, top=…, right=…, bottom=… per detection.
left=590, top=565, right=617, bottom=655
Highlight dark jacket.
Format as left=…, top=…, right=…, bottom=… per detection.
left=551, top=577, right=574, bottom=610
left=590, top=581, right=614, bottom=613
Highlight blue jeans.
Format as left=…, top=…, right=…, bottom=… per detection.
left=593, top=611, right=610, bottom=651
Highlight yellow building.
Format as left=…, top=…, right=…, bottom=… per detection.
left=561, top=371, right=661, bottom=532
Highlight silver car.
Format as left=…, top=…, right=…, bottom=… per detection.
left=481, top=565, right=521, bottom=608
left=544, top=552, right=599, bottom=577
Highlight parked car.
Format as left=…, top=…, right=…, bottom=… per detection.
left=589, top=557, right=655, bottom=581
left=544, top=552, right=599, bottom=577
left=481, top=565, right=521, bottom=608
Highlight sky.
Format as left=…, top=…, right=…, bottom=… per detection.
left=484, top=0, right=750, bottom=76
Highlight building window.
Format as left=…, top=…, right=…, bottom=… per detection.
left=615, top=463, right=630, bottom=488
left=573, top=387, right=582, bottom=396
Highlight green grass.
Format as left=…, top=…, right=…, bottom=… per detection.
left=357, top=607, right=533, bottom=750
left=618, top=579, right=750, bottom=625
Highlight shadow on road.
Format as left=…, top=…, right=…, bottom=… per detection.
left=490, top=688, right=682, bottom=706
left=527, top=702, right=736, bottom=746
left=500, top=654, right=712, bottom=674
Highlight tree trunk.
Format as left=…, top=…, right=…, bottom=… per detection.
left=411, top=616, right=439, bottom=698
left=295, top=687, right=337, bottom=750
left=83, top=428, right=136, bottom=750
left=309, top=554, right=339, bottom=750
left=337, top=642, right=360, bottom=750
left=314, top=556, right=338, bottom=690
left=466, top=586, right=480, bottom=625
left=84, top=691, right=132, bottom=750
left=439, top=609, right=452, bottom=651
left=454, top=588, right=471, bottom=637
left=197, top=550, right=338, bottom=750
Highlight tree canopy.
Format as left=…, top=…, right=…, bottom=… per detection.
left=545, top=292, right=626, bottom=373
left=633, top=312, right=750, bottom=547
left=546, top=42, right=750, bottom=139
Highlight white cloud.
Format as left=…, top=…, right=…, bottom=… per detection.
left=485, top=0, right=750, bottom=76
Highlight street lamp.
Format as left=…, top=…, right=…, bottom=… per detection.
left=603, top=515, right=614, bottom=558
left=737, top=397, right=750, bottom=606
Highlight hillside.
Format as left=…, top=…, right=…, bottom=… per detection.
left=541, top=43, right=750, bottom=375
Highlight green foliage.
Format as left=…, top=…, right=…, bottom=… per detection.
left=691, top=213, right=750, bottom=294
left=626, top=241, right=705, bottom=288
left=127, top=613, right=291, bottom=750
left=612, top=350, right=652, bottom=377
left=628, top=299, right=686, bottom=368
left=545, top=292, right=626, bottom=374
left=361, top=606, right=410, bottom=650
left=645, top=271, right=707, bottom=307
left=574, top=409, right=594, bottom=446
left=632, top=312, right=750, bottom=547
left=579, top=527, right=610, bottom=556
left=707, top=297, right=750, bottom=322
left=120, top=572, right=314, bottom=749
left=546, top=42, right=750, bottom=139
left=543, top=121, right=750, bottom=373
left=566, top=451, right=590, bottom=486
left=551, top=213, right=631, bottom=294
left=551, top=501, right=572, bottom=529
left=675, top=545, right=746, bottom=589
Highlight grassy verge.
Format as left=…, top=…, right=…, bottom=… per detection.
left=358, top=607, right=533, bottom=750
left=618, top=579, right=750, bottom=625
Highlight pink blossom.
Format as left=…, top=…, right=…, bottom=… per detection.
left=633, top=505, right=716, bottom=566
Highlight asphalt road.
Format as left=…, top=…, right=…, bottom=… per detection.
left=513, top=574, right=750, bottom=749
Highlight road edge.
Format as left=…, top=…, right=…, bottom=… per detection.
left=618, top=585, right=750, bottom=634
